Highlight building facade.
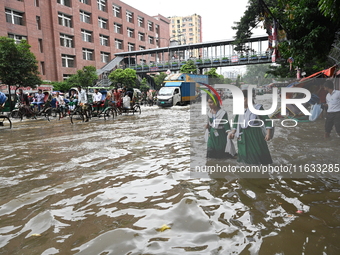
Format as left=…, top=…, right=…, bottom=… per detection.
left=0, top=0, right=170, bottom=82
left=169, top=14, right=202, bottom=58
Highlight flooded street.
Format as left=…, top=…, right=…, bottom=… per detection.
left=0, top=96, right=339, bottom=255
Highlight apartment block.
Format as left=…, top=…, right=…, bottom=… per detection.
left=169, top=14, right=202, bottom=58
left=0, top=0, right=170, bottom=82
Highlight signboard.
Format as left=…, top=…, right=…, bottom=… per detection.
left=231, top=55, right=239, bottom=63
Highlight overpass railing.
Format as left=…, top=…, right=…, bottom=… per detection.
left=124, top=52, right=272, bottom=73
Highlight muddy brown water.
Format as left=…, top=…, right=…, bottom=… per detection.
left=0, top=97, right=339, bottom=255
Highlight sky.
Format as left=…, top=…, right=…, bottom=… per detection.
left=120, top=0, right=265, bottom=42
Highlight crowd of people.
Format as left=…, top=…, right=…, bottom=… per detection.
left=205, top=80, right=340, bottom=165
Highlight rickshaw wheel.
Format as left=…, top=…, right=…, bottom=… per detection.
left=0, top=115, right=12, bottom=129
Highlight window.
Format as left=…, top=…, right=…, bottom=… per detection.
left=40, top=62, right=45, bottom=75
left=115, top=39, right=123, bottom=50
left=126, top=11, right=133, bottom=23
left=57, top=0, right=71, bottom=7
left=113, top=5, right=121, bottom=18
left=137, top=16, right=144, bottom=27
left=8, top=34, right=27, bottom=44
left=36, top=16, right=41, bottom=30
left=101, top=52, right=110, bottom=63
left=6, top=9, right=24, bottom=25
left=139, top=46, right=145, bottom=51
left=38, top=39, right=43, bottom=52
left=128, top=42, right=135, bottom=51
left=97, top=0, right=106, bottom=11
left=98, top=17, right=107, bottom=29
left=81, top=29, right=92, bottom=42
left=63, top=74, right=72, bottom=80
left=148, top=36, right=154, bottom=44
left=35, top=0, right=40, bottom=7
left=79, top=0, right=89, bottom=4
left=80, top=11, right=91, bottom=24
left=58, top=13, right=72, bottom=27
left=83, top=48, right=94, bottom=60
left=138, top=32, right=145, bottom=41
left=60, top=33, right=73, bottom=47
left=99, top=34, right=109, bottom=46
left=127, top=28, right=134, bottom=38
left=148, top=21, right=153, bottom=31
left=182, top=29, right=186, bottom=32
left=62, top=54, right=75, bottom=67
left=114, top=23, right=122, bottom=34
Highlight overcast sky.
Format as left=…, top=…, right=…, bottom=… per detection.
left=120, top=0, right=265, bottom=42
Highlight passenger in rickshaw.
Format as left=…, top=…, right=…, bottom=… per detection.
left=31, top=89, right=45, bottom=111
left=122, top=94, right=131, bottom=109
left=92, top=89, right=103, bottom=114
left=0, top=92, right=7, bottom=111
left=55, top=91, right=66, bottom=118
left=68, top=89, right=78, bottom=111
left=17, top=89, right=30, bottom=106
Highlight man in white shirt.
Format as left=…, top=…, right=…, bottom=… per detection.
left=324, top=80, right=340, bottom=138
left=55, top=91, right=66, bottom=118
left=92, top=89, right=103, bottom=115
left=77, top=86, right=89, bottom=121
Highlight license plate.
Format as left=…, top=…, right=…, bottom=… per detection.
left=161, top=101, right=164, bottom=104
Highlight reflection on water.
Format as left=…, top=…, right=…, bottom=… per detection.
left=0, top=99, right=339, bottom=255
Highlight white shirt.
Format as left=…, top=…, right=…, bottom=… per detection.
left=93, top=92, right=102, bottom=102
left=78, top=89, right=87, bottom=104
left=326, top=90, right=340, bottom=112
left=55, top=95, right=65, bottom=106
left=123, top=95, right=130, bottom=108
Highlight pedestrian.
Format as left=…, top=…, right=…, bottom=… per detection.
left=205, top=94, right=235, bottom=158
left=228, top=90, right=273, bottom=164
left=323, top=80, right=340, bottom=138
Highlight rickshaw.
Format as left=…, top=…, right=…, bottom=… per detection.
left=10, top=91, right=52, bottom=121
left=0, top=93, right=12, bottom=129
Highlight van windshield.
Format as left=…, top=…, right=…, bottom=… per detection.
left=158, top=87, right=174, bottom=96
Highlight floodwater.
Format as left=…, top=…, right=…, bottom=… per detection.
left=0, top=95, right=339, bottom=255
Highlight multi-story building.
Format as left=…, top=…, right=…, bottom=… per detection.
left=169, top=14, right=202, bottom=58
left=0, top=0, right=170, bottom=82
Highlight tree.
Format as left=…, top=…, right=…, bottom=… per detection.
left=0, top=37, right=42, bottom=110
left=52, top=81, right=73, bottom=93
left=232, top=0, right=340, bottom=77
left=139, top=78, right=150, bottom=92
left=180, top=59, right=197, bottom=74
left=153, top=72, right=167, bottom=90
left=108, top=68, right=137, bottom=88
left=318, top=0, right=340, bottom=22
left=65, top=65, right=98, bottom=89
left=243, top=64, right=274, bottom=85
left=204, top=68, right=225, bottom=84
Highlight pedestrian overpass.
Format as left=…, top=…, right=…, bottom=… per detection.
left=97, top=35, right=272, bottom=76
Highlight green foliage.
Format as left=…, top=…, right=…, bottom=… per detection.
left=232, top=0, right=339, bottom=77
left=52, top=81, right=73, bottom=92
left=140, top=84, right=150, bottom=92
left=153, top=72, right=167, bottom=90
left=67, top=65, right=98, bottom=88
left=204, top=68, right=225, bottom=84
left=180, top=60, right=197, bottom=74
left=108, top=68, right=137, bottom=88
left=0, top=37, right=42, bottom=110
left=0, top=37, right=42, bottom=89
left=243, top=64, right=274, bottom=85
left=318, top=0, right=340, bottom=22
